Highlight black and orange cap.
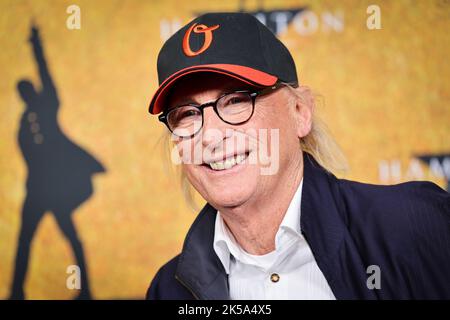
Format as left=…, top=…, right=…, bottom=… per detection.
left=148, top=12, right=298, bottom=114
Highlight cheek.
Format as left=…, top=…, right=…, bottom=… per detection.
left=251, top=105, right=295, bottom=144
left=252, top=102, right=292, bottom=130
left=182, top=163, right=206, bottom=193
left=182, top=163, right=196, bottom=181
left=175, top=140, right=189, bottom=158
left=175, top=139, right=202, bottom=164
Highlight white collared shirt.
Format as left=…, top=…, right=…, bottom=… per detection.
left=213, top=178, right=336, bottom=300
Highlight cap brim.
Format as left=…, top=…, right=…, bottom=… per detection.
left=148, top=64, right=278, bottom=114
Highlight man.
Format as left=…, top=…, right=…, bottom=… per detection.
left=146, top=12, right=450, bottom=299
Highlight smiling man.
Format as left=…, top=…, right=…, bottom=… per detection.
left=146, top=12, right=450, bottom=300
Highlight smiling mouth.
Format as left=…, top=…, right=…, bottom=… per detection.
left=203, top=152, right=250, bottom=171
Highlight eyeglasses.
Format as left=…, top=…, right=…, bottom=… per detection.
left=158, top=82, right=285, bottom=138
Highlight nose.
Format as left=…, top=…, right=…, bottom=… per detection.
left=201, top=106, right=231, bottom=148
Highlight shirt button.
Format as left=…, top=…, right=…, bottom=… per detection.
left=270, top=273, right=280, bottom=283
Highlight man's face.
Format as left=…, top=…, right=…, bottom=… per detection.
left=167, top=73, right=307, bottom=210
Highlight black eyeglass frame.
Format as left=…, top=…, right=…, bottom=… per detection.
left=158, top=82, right=291, bottom=138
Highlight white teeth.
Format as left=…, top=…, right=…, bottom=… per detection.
left=208, top=154, right=247, bottom=171
left=235, top=154, right=244, bottom=164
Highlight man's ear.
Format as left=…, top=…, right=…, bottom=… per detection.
left=291, top=86, right=314, bottom=139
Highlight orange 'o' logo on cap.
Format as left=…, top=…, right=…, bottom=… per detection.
left=182, top=23, right=220, bottom=57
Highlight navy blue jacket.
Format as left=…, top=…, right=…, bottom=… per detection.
left=147, top=152, right=450, bottom=299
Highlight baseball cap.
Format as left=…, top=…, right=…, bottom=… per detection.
left=148, top=12, right=298, bottom=114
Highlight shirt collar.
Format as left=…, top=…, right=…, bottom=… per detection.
left=213, top=178, right=304, bottom=274
left=278, top=177, right=303, bottom=236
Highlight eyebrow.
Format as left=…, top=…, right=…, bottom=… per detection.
left=168, top=84, right=255, bottom=109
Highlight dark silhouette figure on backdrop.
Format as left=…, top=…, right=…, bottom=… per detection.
left=10, top=25, right=105, bottom=300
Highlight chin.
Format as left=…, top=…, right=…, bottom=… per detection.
left=209, top=192, right=250, bottom=209
left=204, top=178, right=257, bottom=209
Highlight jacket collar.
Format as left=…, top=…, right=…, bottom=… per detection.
left=175, top=203, right=228, bottom=299
left=299, top=152, right=349, bottom=297
left=175, top=152, right=348, bottom=299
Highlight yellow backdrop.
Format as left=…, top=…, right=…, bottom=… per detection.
left=0, top=0, right=449, bottom=299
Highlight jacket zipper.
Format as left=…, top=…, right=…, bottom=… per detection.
left=175, top=274, right=200, bottom=300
